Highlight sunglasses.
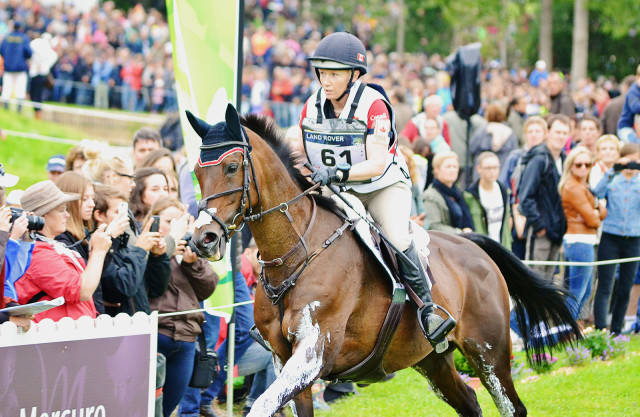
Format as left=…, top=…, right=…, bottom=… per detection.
left=573, top=162, right=592, bottom=168
left=116, top=171, right=135, bottom=179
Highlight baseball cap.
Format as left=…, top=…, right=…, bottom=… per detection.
left=0, top=163, right=19, bottom=187
left=47, top=154, right=66, bottom=173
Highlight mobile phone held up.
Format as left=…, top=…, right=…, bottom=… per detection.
left=150, top=215, right=160, bottom=233
left=118, top=201, right=129, bottom=217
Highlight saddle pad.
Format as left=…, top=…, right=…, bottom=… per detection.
left=330, top=193, right=432, bottom=290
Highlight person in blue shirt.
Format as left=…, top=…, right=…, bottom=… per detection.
left=593, top=142, right=640, bottom=334
left=529, top=60, right=548, bottom=88
left=617, top=64, right=640, bottom=143
left=0, top=20, right=32, bottom=112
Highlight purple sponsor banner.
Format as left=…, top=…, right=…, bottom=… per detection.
left=0, top=335, right=151, bottom=417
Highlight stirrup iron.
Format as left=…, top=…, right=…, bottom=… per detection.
left=417, top=303, right=457, bottom=354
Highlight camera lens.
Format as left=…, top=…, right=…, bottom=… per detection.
left=9, top=207, right=45, bottom=231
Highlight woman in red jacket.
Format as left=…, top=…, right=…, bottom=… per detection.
left=16, top=181, right=112, bottom=322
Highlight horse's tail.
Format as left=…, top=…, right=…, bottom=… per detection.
left=461, top=233, right=581, bottom=364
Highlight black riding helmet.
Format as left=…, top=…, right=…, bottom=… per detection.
left=308, top=32, right=368, bottom=101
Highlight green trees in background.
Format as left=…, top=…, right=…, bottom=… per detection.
left=306, top=0, right=639, bottom=80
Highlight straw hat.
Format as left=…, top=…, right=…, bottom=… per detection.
left=21, top=180, right=80, bottom=216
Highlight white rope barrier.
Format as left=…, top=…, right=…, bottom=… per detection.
left=0, top=97, right=164, bottom=124
left=522, top=256, right=640, bottom=267
left=2, top=129, right=83, bottom=145
left=157, top=299, right=255, bottom=318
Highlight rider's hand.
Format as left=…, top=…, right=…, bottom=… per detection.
left=311, top=166, right=339, bottom=186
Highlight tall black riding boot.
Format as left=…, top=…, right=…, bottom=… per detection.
left=397, top=242, right=457, bottom=353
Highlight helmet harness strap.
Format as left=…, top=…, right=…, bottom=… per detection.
left=336, top=68, right=355, bottom=101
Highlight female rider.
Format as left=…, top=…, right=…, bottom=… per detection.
left=300, top=32, right=455, bottom=350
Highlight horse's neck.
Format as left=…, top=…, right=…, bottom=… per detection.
left=249, top=155, right=314, bottom=277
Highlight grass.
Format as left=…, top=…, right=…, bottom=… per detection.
left=0, top=107, right=81, bottom=190
left=314, top=334, right=640, bottom=417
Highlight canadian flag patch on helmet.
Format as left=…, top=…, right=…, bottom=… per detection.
left=357, top=53, right=365, bottom=63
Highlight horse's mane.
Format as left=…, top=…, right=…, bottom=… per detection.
left=240, top=114, right=338, bottom=211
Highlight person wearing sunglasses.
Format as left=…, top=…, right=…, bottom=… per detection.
left=559, top=147, right=606, bottom=322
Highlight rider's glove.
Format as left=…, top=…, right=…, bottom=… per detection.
left=311, top=166, right=340, bottom=186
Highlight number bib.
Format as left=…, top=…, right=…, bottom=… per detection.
left=302, top=117, right=368, bottom=173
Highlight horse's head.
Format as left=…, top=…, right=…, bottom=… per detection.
left=186, top=104, right=253, bottom=260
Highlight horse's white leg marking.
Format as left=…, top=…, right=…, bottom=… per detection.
left=469, top=341, right=514, bottom=417
left=248, top=302, right=323, bottom=417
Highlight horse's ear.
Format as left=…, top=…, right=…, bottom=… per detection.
left=225, top=103, right=243, bottom=141
left=185, top=110, right=211, bottom=139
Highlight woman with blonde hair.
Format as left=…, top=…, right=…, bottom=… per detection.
left=559, top=146, right=607, bottom=320
left=83, top=144, right=136, bottom=198
left=422, top=151, right=474, bottom=234
left=588, top=134, right=621, bottom=189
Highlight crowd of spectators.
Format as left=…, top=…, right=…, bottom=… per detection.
left=0, top=0, right=176, bottom=113
left=3, top=0, right=640, bottom=414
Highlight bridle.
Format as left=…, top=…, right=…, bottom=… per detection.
left=197, top=126, right=321, bottom=243
left=197, top=126, right=260, bottom=241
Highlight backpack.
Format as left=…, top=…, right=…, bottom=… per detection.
left=510, top=149, right=549, bottom=204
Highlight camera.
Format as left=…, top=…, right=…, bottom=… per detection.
left=10, top=208, right=45, bottom=231
left=613, top=161, right=640, bottom=172
left=182, top=232, right=203, bottom=258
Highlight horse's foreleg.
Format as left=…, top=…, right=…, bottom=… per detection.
left=247, top=303, right=325, bottom=417
left=291, top=386, right=314, bottom=417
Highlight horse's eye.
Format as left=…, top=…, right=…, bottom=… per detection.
left=226, top=163, right=239, bottom=175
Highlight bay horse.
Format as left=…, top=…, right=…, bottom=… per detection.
left=189, top=104, right=579, bottom=417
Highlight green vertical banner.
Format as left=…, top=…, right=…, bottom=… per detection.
left=167, top=0, right=243, bottom=319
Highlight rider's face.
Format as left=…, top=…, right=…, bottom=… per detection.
left=318, top=69, right=352, bottom=101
